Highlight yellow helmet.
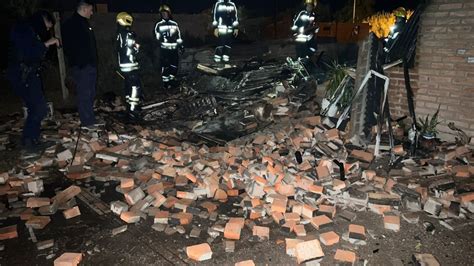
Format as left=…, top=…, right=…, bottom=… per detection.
left=159, top=5, right=171, bottom=14
left=394, top=7, right=407, bottom=18
left=116, top=12, right=133, bottom=26
left=305, top=0, right=317, bottom=6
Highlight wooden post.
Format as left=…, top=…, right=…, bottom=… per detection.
left=53, top=12, right=68, bottom=100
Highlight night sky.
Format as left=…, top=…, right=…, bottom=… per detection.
left=107, top=0, right=423, bottom=14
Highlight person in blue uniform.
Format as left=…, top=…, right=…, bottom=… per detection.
left=7, top=11, right=60, bottom=152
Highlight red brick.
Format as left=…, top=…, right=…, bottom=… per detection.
left=63, top=206, right=81, bottom=219
left=252, top=225, right=270, bottom=240
left=384, top=215, right=401, bottom=232
left=186, top=243, right=212, bottom=262
left=120, top=211, right=140, bottom=223
left=350, top=150, right=374, bottom=163
left=54, top=252, right=83, bottom=266
left=349, top=224, right=366, bottom=240
left=310, top=215, right=333, bottom=230
left=0, top=225, right=18, bottom=240
left=293, top=224, right=306, bottom=237
left=319, top=231, right=340, bottom=246
left=235, top=260, right=256, bottom=266
left=27, top=197, right=51, bottom=208
left=334, top=249, right=357, bottom=264
left=295, top=239, right=324, bottom=264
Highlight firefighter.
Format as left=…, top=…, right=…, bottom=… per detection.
left=212, top=0, right=239, bottom=63
left=7, top=11, right=59, bottom=153
left=116, top=12, right=142, bottom=119
left=154, top=5, right=184, bottom=90
left=291, top=0, right=319, bottom=60
left=385, top=7, right=407, bottom=52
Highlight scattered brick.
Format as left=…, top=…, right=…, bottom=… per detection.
left=319, top=231, right=340, bottom=246
left=186, top=243, right=213, bottom=261
left=63, top=206, right=81, bottom=219
left=334, top=249, right=357, bottom=264
left=53, top=252, right=82, bottom=266
left=295, top=239, right=324, bottom=264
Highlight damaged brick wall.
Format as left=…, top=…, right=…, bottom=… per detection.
left=415, top=0, right=474, bottom=140
left=385, top=66, right=419, bottom=119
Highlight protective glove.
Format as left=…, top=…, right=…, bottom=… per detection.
left=214, top=28, right=219, bottom=38
left=233, top=29, right=239, bottom=37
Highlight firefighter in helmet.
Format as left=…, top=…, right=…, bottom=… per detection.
left=154, top=5, right=184, bottom=90
left=212, top=0, right=239, bottom=63
left=291, top=0, right=319, bottom=60
left=385, top=7, right=407, bottom=52
left=116, top=12, right=142, bottom=119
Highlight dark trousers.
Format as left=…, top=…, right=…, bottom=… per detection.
left=122, top=70, right=142, bottom=112
left=215, top=33, right=233, bottom=62
left=160, top=48, right=179, bottom=87
left=8, top=71, right=47, bottom=142
left=295, top=37, right=318, bottom=59
left=71, top=65, right=97, bottom=126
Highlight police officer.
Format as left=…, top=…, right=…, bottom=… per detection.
left=154, top=5, right=184, bottom=90
left=7, top=11, right=59, bottom=153
left=384, top=7, right=407, bottom=52
left=212, top=0, right=239, bottom=63
left=116, top=12, right=142, bottom=119
left=292, top=0, right=319, bottom=60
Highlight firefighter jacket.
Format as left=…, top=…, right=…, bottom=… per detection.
left=212, top=0, right=239, bottom=35
left=117, top=26, right=139, bottom=72
left=154, top=19, right=183, bottom=50
left=292, top=10, right=317, bottom=43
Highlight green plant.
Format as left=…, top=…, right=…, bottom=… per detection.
left=325, top=62, right=353, bottom=109
left=417, top=105, right=441, bottom=137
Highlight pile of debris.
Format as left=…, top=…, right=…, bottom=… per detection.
left=0, top=57, right=473, bottom=265
left=1, top=100, right=473, bottom=265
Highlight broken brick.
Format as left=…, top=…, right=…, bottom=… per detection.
left=27, top=197, right=51, bottom=208
left=252, top=225, right=270, bottom=240
left=384, top=215, right=400, bottom=232
left=186, top=243, right=212, bottom=262
left=26, top=216, right=51, bottom=229
left=0, top=225, right=18, bottom=240
left=124, top=187, right=145, bottom=206
left=334, top=249, right=357, bottom=264
left=63, top=206, right=81, bottom=219
left=295, top=239, right=324, bottom=264
left=54, top=252, right=82, bottom=266
left=120, top=211, right=140, bottom=223
left=350, top=149, right=374, bottom=163
left=319, top=231, right=340, bottom=246
left=310, top=215, right=333, bottom=230
left=349, top=224, right=366, bottom=240
left=235, top=260, right=255, bottom=266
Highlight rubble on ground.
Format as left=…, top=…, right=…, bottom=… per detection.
left=0, top=59, right=473, bottom=265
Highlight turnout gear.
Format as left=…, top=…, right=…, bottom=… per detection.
left=116, top=12, right=133, bottom=27
left=212, top=0, right=239, bottom=62
left=155, top=9, right=183, bottom=88
left=117, top=14, right=142, bottom=116
left=384, top=7, right=408, bottom=52
left=292, top=6, right=318, bottom=59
